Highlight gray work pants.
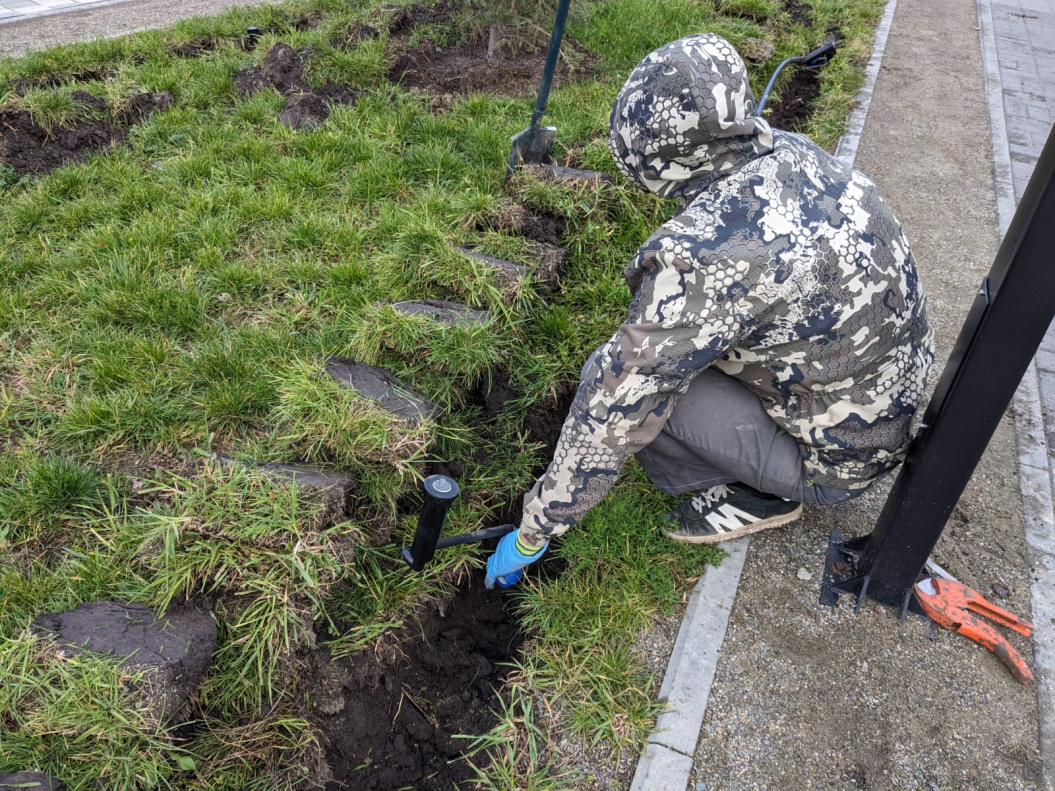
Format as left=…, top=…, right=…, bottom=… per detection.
left=634, top=368, right=865, bottom=506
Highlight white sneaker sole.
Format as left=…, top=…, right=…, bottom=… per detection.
left=662, top=504, right=804, bottom=545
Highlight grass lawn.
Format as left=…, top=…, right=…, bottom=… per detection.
left=0, top=0, right=884, bottom=787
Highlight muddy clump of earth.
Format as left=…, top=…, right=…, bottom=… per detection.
left=235, top=43, right=362, bottom=129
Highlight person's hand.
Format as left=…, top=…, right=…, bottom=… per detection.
left=485, top=529, right=547, bottom=589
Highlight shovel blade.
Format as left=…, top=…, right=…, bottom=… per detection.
left=507, top=125, right=557, bottom=178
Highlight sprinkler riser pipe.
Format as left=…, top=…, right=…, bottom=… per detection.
left=404, top=475, right=460, bottom=571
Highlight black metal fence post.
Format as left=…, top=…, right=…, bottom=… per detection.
left=822, top=123, right=1055, bottom=613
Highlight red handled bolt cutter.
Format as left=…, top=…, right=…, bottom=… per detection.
left=914, top=576, right=1035, bottom=685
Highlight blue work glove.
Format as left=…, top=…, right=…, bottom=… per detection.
left=485, top=529, right=547, bottom=589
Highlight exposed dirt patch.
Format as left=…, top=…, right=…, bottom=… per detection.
left=388, top=36, right=593, bottom=97
left=523, top=379, right=577, bottom=460
left=10, top=67, right=111, bottom=93
left=236, top=43, right=362, bottom=128
left=312, top=581, right=523, bottom=790
left=0, top=88, right=171, bottom=177
left=479, top=198, right=565, bottom=246
left=119, top=89, right=174, bottom=124
left=783, top=0, right=814, bottom=26
left=385, top=0, right=459, bottom=35
left=760, top=0, right=822, bottom=131
left=764, top=64, right=822, bottom=131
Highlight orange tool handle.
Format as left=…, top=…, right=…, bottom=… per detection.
left=963, top=588, right=1034, bottom=636
left=955, top=619, right=1034, bottom=685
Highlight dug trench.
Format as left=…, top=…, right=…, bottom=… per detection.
left=303, top=195, right=576, bottom=789
left=306, top=380, right=575, bottom=790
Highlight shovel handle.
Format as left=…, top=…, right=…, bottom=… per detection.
left=529, top=0, right=573, bottom=130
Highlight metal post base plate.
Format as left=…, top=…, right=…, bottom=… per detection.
left=820, top=529, right=926, bottom=621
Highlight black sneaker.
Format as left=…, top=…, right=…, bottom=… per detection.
left=662, top=483, right=802, bottom=544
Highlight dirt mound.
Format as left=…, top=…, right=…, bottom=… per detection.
left=261, top=42, right=310, bottom=94
left=312, top=580, right=523, bottom=790
left=237, top=44, right=362, bottom=128
left=0, top=89, right=171, bottom=176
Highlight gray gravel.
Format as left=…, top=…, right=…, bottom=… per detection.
left=0, top=0, right=277, bottom=59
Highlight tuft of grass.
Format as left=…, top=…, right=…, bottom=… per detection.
left=12, top=87, right=103, bottom=133
left=510, top=465, right=723, bottom=752
left=460, top=684, right=580, bottom=790
left=273, top=357, right=438, bottom=473
left=0, top=630, right=183, bottom=790
left=0, top=452, right=112, bottom=549
left=120, top=462, right=353, bottom=709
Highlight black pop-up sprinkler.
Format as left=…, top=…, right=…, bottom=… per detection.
left=401, top=475, right=515, bottom=572
left=756, top=40, right=839, bottom=116
left=245, top=26, right=262, bottom=50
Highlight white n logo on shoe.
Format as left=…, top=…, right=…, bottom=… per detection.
left=705, top=504, right=762, bottom=533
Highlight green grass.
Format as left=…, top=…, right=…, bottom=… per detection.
left=0, top=0, right=885, bottom=786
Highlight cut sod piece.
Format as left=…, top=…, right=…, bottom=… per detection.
left=390, top=299, right=492, bottom=327
left=457, top=244, right=569, bottom=293
left=32, top=600, right=216, bottom=728
left=214, top=454, right=359, bottom=525
left=323, top=357, right=439, bottom=423
left=0, top=773, right=64, bottom=791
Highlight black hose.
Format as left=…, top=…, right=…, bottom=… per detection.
left=756, top=40, right=838, bottom=117
left=435, top=524, right=516, bottom=549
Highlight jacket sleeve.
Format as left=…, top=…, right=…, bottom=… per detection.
left=519, top=249, right=748, bottom=545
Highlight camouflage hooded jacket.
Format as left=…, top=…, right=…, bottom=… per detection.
left=519, top=34, right=934, bottom=546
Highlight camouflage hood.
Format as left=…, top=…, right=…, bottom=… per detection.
left=608, top=34, right=774, bottom=200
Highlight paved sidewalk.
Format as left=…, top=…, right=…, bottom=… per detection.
left=982, top=0, right=1055, bottom=778
left=0, top=0, right=126, bottom=25
left=989, top=0, right=1055, bottom=202
left=0, top=0, right=275, bottom=58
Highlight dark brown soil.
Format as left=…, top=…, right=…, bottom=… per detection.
left=388, top=36, right=591, bottom=97
left=783, top=0, right=814, bottom=26
left=523, top=379, right=577, bottom=460
left=763, top=0, right=822, bottom=131
left=385, top=0, right=459, bottom=35
left=312, top=581, right=523, bottom=790
left=0, top=88, right=171, bottom=177
left=11, top=67, right=111, bottom=93
left=479, top=198, right=565, bottom=246
left=764, top=64, right=822, bottom=131
left=236, top=43, right=362, bottom=128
